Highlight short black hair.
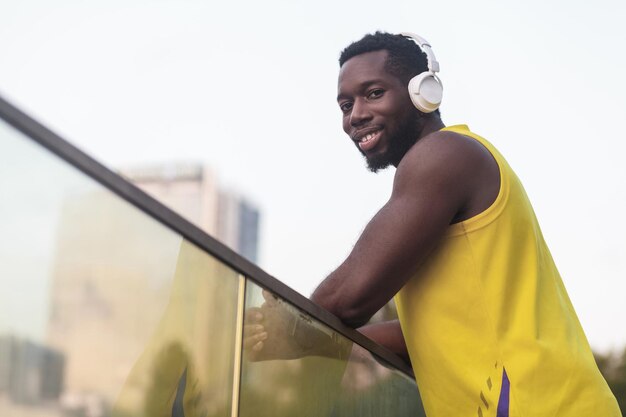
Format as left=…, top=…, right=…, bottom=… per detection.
left=339, top=31, right=430, bottom=85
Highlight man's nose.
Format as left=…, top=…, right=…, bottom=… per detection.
left=350, top=99, right=372, bottom=127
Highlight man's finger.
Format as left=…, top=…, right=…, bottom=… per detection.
left=243, top=324, right=265, bottom=338
left=262, top=289, right=280, bottom=305
left=244, top=308, right=264, bottom=322
left=243, top=332, right=268, bottom=349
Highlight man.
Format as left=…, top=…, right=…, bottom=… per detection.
left=248, top=32, right=621, bottom=416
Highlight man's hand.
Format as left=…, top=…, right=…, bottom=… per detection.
left=243, top=290, right=352, bottom=362
left=243, top=290, right=302, bottom=361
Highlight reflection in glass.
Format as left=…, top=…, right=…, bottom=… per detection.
left=113, top=241, right=240, bottom=417
left=239, top=281, right=425, bottom=417
left=0, top=120, right=240, bottom=417
left=330, top=343, right=426, bottom=417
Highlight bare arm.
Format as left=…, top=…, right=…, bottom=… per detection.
left=243, top=132, right=499, bottom=362
left=311, top=131, right=499, bottom=327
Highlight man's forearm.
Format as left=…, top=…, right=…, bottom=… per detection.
left=311, top=264, right=376, bottom=328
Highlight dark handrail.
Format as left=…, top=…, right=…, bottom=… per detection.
left=0, top=94, right=414, bottom=378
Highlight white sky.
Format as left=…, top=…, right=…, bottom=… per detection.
left=1, top=0, right=624, bottom=353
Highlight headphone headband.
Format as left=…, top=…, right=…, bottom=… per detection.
left=399, top=32, right=440, bottom=74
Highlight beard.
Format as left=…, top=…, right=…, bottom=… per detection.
left=360, top=116, right=422, bottom=173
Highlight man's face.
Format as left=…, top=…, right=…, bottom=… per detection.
left=337, top=50, right=421, bottom=172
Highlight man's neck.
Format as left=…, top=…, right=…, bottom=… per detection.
left=418, top=116, right=445, bottom=140
left=391, top=115, right=446, bottom=169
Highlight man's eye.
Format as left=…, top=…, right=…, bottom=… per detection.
left=339, top=102, right=353, bottom=113
left=367, top=89, right=384, bottom=99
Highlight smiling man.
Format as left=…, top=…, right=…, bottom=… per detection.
left=308, top=32, right=621, bottom=416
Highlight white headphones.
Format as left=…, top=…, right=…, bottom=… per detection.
left=399, top=32, right=443, bottom=113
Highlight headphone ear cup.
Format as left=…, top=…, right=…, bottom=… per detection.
left=408, top=72, right=443, bottom=113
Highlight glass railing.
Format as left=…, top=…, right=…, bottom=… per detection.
left=0, top=95, right=425, bottom=417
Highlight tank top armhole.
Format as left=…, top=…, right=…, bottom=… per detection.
left=441, top=125, right=511, bottom=237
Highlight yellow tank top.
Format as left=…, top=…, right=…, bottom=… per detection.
left=394, top=125, right=620, bottom=417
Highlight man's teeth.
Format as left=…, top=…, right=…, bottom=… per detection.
left=361, top=132, right=377, bottom=142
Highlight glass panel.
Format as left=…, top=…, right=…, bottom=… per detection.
left=113, top=240, right=240, bottom=417
left=239, top=280, right=425, bottom=417
left=0, top=119, right=240, bottom=417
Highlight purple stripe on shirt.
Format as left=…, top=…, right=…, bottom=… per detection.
left=496, top=368, right=510, bottom=417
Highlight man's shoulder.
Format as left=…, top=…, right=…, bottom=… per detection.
left=396, top=129, right=494, bottom=181
left=391, top=128, right=501, bottom=220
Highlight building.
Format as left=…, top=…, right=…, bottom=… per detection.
left=0, top=335, right=65, bottom=405
left=120, top=162, right=260, bottom=263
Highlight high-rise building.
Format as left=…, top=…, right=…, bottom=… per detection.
left=0, top=335, right=65, bottom=404
left=217, top=191, right=260, bottom=264
left=120, top=162, right=260, bottom=262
